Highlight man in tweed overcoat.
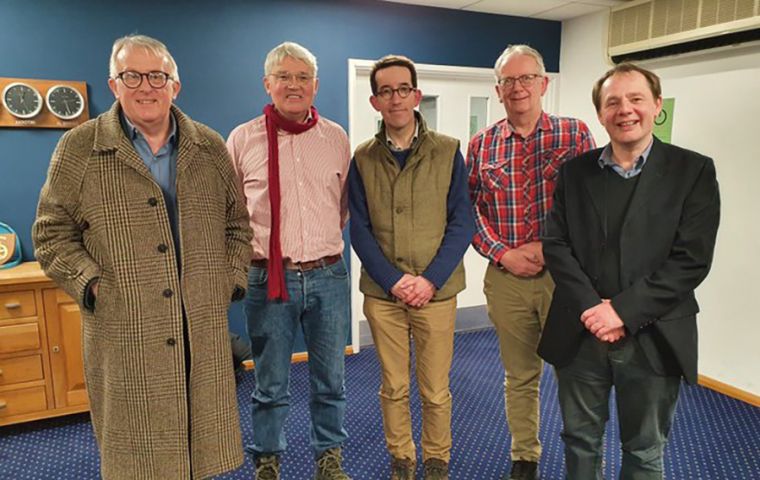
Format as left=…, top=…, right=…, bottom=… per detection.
left=33, top=35, right=252, bottom=479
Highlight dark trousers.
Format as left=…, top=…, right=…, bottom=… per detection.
left=556, top=333, right=681, bottom=480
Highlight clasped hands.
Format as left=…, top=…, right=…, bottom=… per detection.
left=499, top=242, right=624, bottom=342
left=581, top=299, right=626, bottom=343
left=391, top=273, right=436, bottom=309
left=499, top=241, right=544, bottom=277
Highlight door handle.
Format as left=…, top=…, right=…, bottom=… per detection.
left=52, top=346, right=61, bottom=353
left=0, top=400, right=7, bottom=409
left=4, top=302, right=21, bottom=309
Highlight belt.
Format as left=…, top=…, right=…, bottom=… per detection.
left=251, top=254, right=342, bottom=272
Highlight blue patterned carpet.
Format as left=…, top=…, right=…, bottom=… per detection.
left=1, top=328, right=759, bottom=479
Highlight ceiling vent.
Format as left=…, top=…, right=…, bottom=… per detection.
left=608, top=0, right=760, bottom=63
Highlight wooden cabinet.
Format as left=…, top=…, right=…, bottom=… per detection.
left=0, top=262, right=88, bottom=426
left=43, top=288, right=87, bottom=409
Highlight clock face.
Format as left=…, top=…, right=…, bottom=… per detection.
left=2, top=82, right=43, bottom=119
left=46, top=85, right=85, bottom=120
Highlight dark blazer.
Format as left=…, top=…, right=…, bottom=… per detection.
left=538, top=137, right=720, bottom=384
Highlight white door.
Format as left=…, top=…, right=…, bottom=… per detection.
left=347, top=59, right=559, bottom=350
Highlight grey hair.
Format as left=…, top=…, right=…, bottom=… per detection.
left=493, top=44, right=546, bottom=78
left=109, top=34, right=179, bottom=81
left=264, top=41, right=318, bottom=77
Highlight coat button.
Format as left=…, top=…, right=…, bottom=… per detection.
left=162, top=288, right=173, bottom=298
left=396, top=257, right=403, bottom=262
left=157, top=244, right=168, bottom=253
left=148, top=197, right=158, bottom=206
left=81, top=221, right=90, bottom=230
left=395, top=207, right=403, bottom=214
left=166, top=338, right=176, bottom=346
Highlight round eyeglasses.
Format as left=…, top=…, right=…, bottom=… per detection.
left=115, top=70, right=173, bottom=89
left=375, top=86, right=416, bottom=101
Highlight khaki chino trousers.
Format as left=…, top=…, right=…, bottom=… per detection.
left=484, top=264, right=554, bottom=462
left=364, top=295, right=457, bottom=463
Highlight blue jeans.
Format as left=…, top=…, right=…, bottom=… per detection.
left=243, top=258, right=350, bottom=458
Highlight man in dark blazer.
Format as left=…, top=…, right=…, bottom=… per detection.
left=538, top=63, right=720, bottom=480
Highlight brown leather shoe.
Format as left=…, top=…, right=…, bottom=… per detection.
left=390, top=457, right=415, bottom=480
left=315, top=447, right=351, bottom=480
left=423, top=458, right=449, bottom=480
left=254, top=455, right=280, bottom=480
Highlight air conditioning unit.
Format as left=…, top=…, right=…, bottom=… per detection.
left=608, top=0, right=760, bottom=63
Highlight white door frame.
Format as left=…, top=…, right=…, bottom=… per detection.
left=346, top=59, right=560, bottom=353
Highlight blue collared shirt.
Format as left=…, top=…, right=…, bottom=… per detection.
left=120, top=113, right=180, bottom=255
left=598, top=138, right=654, bottom=178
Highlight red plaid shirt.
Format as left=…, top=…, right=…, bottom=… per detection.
left=466, top=112, right=595, bottom=263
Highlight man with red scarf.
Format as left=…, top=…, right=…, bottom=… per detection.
left=226, top=42, right=351, bottom=480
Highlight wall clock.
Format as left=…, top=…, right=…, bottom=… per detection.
left=46, top=84, right=85, bottom=120
left=0, top=77, right=89, bottom=129
left=2, top=82, right=44, bottom=119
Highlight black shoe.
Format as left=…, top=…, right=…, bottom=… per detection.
left=505, top=460, right=538, bottom=480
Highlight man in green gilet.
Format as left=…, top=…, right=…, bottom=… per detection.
left=348, top=55, right=476, bottom=480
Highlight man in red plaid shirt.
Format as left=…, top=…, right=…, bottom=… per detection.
left=466, top=44, right=595, bottom=480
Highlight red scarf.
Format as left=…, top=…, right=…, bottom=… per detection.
left=263, top=104, right=320, bottom=300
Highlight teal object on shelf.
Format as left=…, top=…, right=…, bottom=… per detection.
left=0, top=221, right=22, bottom=269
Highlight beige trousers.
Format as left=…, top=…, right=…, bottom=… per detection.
left=364, top=296, right=457, bottom=463
left=484, top=264, right=554, bottom=462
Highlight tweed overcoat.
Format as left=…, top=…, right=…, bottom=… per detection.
left=33, top=102, right=253, bottom=479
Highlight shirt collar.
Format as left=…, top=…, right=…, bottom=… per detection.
left=501, top=111, right=551, bottom=139
left=386, top=119, right=419, bottom=152
left=120, top=111, right=178, bottom=146
left=598, top=137, right=654, bottom=178
left=275, top=109, right=315, bottom=136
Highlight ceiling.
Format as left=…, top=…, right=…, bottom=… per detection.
left=377, top=0, right=634, bottom=21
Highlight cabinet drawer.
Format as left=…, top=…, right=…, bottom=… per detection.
left=0, top=354, right=44, bottom=385
left=0, top=291, right=37, bottom=319
left=0, top=323, right=41, bottom=354
left=0, top=386, right=48, bottom=418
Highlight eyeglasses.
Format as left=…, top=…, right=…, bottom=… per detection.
left=375, top=85, right=416, bottom=100
left=269, top=73, right=315, bottom=86
left=497, top=74, right=543, bottom=89
left=115, top=70, right=173, bottom=89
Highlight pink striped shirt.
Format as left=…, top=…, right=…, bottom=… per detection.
left=227, top=114, right=350, bottom=262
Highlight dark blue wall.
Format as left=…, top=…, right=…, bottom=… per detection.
left=0, top=0, right=560, bottom=337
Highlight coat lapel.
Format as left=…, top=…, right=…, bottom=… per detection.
left=582, top=139, right=668, bottom=232
left=116, top=136, right=154, bottom=179
left=93, top=102, right=207, bottom=179
left=582, top=155, right=607, bottom=226
left=92, top=102, right=155, bottom=181
left=174, top=106, right=203, bottom=176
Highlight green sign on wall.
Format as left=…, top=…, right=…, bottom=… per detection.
left=653, top=97, right=675, bottom=144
